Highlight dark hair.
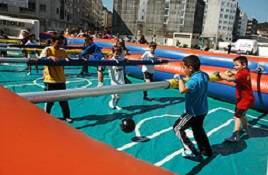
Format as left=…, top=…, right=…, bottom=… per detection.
left=149, top=41, right=157, bottom=48
left=51, top=34, right=65, bottom=42
left=112, top=45, right=121, bottom=53
left=83, top=34, right=93, bottom=40
left=234, top=56, right=248, bottom=67
left=182, top=55, right=200, bottom=71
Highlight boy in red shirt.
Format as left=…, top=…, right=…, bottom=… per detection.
left=220, top=56, right=255, bottom=142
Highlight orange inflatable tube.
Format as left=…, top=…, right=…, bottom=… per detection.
left=0, top=87, right=173, bottom=175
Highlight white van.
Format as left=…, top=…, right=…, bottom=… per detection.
left=234, top=39, right=258, bottom=55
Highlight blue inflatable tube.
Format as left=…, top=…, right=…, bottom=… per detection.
left=66, top=39, right=268, bottom=112
left=67, top=39, right=267, bottom=74
left=126, top=66, right=268, bottom=112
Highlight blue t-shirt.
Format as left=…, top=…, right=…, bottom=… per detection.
left=79, top=43, right=103, bottom=61
left=185, top=71, right=209, bottom=116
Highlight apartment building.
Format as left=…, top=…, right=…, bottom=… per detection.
left=203, top=0, right=238, bottom=42
left=112, top=0, right=140, bottom=35
left=102, top=7, right=113, bottom=29
left=0, top=0, right=103, bottom=32
left=235, top=9, right=248, bottom=38
left=113, top=0, right=205, bottom=47
left=246, top=18, right=258, bottom=36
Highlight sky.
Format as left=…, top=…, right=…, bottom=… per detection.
left=238, top=0, right=268, bottom=22
left=102, top=0, right=268, bottom=23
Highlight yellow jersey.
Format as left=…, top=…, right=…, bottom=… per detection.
left=40, top=46, right=67, bottom=83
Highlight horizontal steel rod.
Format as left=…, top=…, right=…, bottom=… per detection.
left=19, top=81, right=170, bottom=103
left=0, top=57, right=168, bottom=66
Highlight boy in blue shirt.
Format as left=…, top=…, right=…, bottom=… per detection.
left=173, top=55, right=213, bottom=159
left=78, top=35, right=104, bottom=87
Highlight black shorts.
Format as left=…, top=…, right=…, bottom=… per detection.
left=143, top=72, right=153, bottom=81
left=234, top=107, right=247, bottom=118
left=44, top=83, right=66, bottom=91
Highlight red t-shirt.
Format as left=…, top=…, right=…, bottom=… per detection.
left=235, top=68, right=254, bottom=110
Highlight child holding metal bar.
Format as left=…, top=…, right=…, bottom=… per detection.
left=78, top=34, right=104, bottom=87
left=113, top=38, right=131, bottom=84
left=220, top=56, right=254, bottom=142
left=141, top=42, right=157, bottom=100
left=173, top=55, right=213, bottom=159
left=39, top=34, right=72, bottom=123
left=108, top=45, right=125, bottom=110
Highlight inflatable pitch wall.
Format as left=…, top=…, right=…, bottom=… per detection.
left=68, top=38, right=268, bottom=112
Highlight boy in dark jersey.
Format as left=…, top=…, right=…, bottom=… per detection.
left=79, top=35, right=104, bottom=87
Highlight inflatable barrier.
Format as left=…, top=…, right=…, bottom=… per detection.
left=66, top=38, right=267, bottom=112
left=0, top=87, right=173, bottom=175
left=66, top=38, right=268, bottom=74
left=5, top=36, right=266, bottom=111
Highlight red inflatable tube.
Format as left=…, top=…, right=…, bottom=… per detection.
left=0, top=87, right=173, bottom=175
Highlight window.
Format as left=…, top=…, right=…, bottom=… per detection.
left=20, top=2, right=36, bottom=12
left=40, top=4, right=46, bottom=12
left=28, top=2, right=36, bottom=11
left=174, top=33, right=190, bottom=39
left=0, top=3, right=8, bottom=10
left=165, top=9, right=169, bottom=15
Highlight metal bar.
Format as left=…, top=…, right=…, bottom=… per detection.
left=19, top=81, right=170, bottom=103
left=0, top=57, right=30, bottom=63
left=0, top=47, right=24, bottom=52
left=0, top=44, right=82, bottom=49
left=0, top=47, right=82, bottom=54
left=0, top=57, right=168, bottom=66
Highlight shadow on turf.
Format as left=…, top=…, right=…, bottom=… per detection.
left=186, top=113, right=268, bottom=175
left=123, top=97, right=184, bottom=111
left=74, top=97, right=184, bottom=129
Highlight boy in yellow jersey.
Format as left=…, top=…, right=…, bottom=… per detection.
left=39, top=34, right=72, bottom=123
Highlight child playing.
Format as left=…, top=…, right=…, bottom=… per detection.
left=141, top=42, right=157, bottom=100
left=173, top=55, right=213, bottom=158
left=108, top=46, right=125, bottom=110
left=39, top=34, right=72, bottom=123
left=220, top=56, right=254, bottom=142
left=78, top=35, right=104, bottom=87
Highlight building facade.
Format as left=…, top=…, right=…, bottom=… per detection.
left=102, top=7, right=113, bottom=29
left=234, top=9, right=248, bottom=39
left=112, top=0, right=140, bottom=35
left=246, top=18, right=258, bottom=36
left=0, top=0, right=103, bottom=32
left=202, top=0, right=238, bottom=42
left=113, top=0, right=205, bottom=46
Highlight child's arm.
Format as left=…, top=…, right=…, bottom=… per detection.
left=220, top=70, right=236, bottom=82
left=174, top=74, right=189, bottom=93
left=141, top=52, right=146, bottom=60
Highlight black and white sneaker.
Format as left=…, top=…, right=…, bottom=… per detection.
left=225, top=131, right=240, bottom=142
